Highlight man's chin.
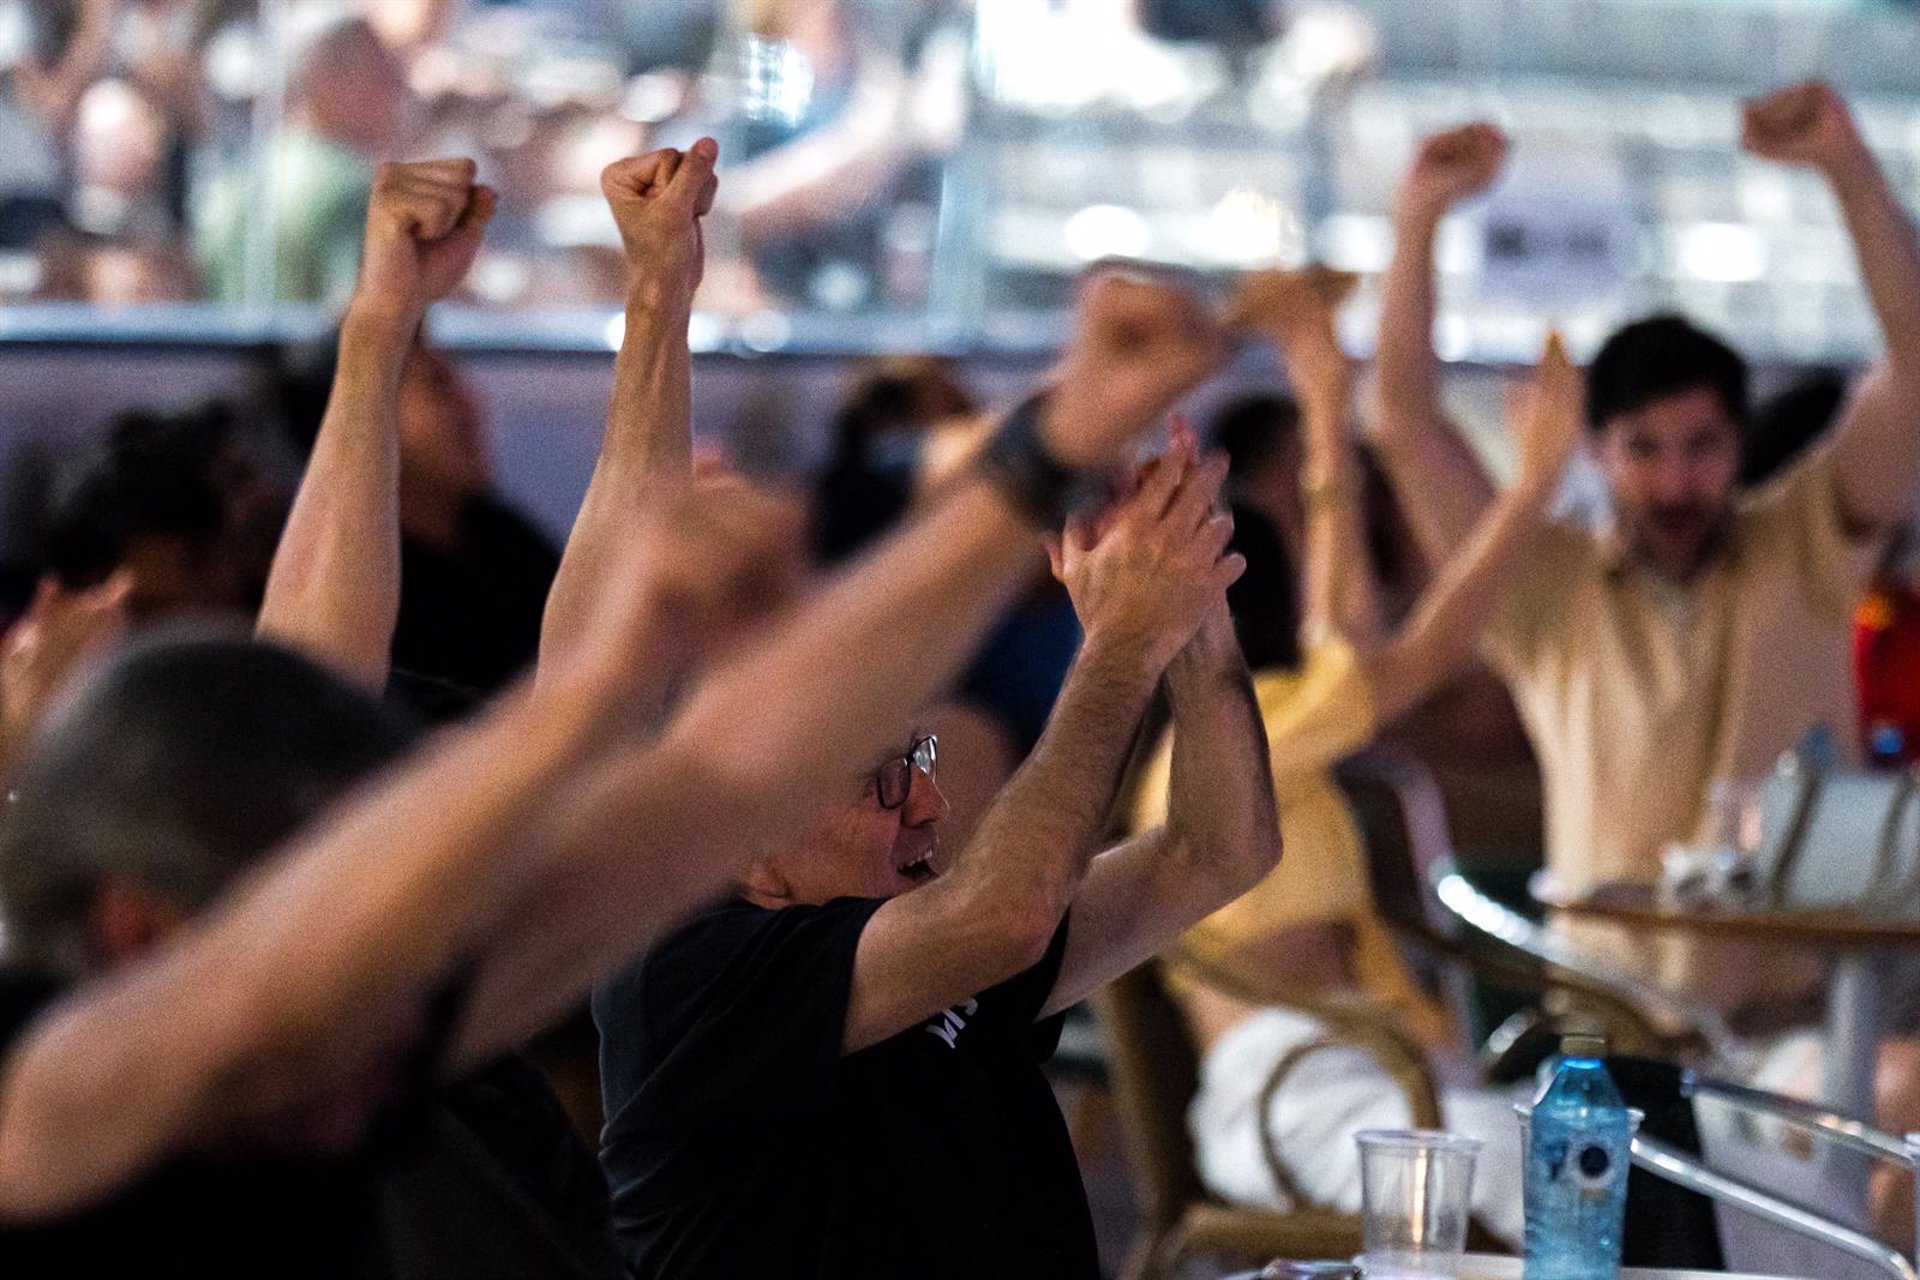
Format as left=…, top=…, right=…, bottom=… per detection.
left=1632, top=523, right=1722, bottom=581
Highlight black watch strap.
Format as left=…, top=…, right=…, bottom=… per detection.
left=980, top=393, right=1105, bottom=529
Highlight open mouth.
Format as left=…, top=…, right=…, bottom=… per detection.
left=896, top=852, right=938, bottom=885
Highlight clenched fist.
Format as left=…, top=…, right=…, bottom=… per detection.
left=1742, top=82, right=1867, bottom=175
left=601, top=138, right=720, bottom=308
left=1396, top=123, right=1508, bottom=221
left=348, top=158, right=495, bottom=331
left=1044, top=269, right=1228, bottom=471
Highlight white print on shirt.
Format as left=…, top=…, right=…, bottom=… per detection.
left=924, top=998, right=981, bottom=1050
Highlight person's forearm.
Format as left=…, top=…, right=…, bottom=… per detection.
left=0, top=661, right=627, bottom=1219
left=538, top=289, right=693, bottom=697
left=1377, top=204, right=1445, bottom=439
left=944, top=625, right=1166, bottom=919
left=254, top=311, right=410, bottom=689
left=1372, top=205, right=1496, bottom=562
left=1828, top=143, right=1920, bottom=380
left=1370, top=479, right=1552, bottom=724
left=1162, top=610, right=1281, bottom=897
left=1301, top=409, right=1379, bottom=651
left=1814, top=141, right=1920, bottom=528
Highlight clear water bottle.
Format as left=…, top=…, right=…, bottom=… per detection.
left=1523, top=1035, right=1632, bottom=1280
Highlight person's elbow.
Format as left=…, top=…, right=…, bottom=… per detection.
left=1230, top=811, right=1283, bottom=895
left=970, top=875, right=1073, bottom=977
left=1172, top=811, right=1281, bottom=909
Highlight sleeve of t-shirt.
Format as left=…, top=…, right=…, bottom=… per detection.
left=1742, top=443, right=1887, bottom=623
left=599, top=898, right=886, bottom=1127
left=970, top=914, right=1073, bottom=1058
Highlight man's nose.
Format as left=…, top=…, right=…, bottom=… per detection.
left=1651, top=459, right=1697, bottom=505
left=904, top=769, right=949, bottom=826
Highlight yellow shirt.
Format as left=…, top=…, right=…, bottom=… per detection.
left=1132, top=640, right=1451, bottom=1047
left=1486, top=444, right=1881, bottom=1007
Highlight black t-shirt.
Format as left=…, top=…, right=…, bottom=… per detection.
left=391, top=493, right=559, bottom=721
left=592, top=898, right=1099, bottom=1280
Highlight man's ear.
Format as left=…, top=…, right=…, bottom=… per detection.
left=739, top=858, right=795, bottom=910
left=90, top=880, right=190, bottom=968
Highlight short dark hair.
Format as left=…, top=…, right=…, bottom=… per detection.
left=46, top=404, right=240, bottom=588
left=1585, top=315, right=1750, bottom=434
left=1209, top=394, right=1301, bottom=482
left=0, top=633, right=414, bottom=973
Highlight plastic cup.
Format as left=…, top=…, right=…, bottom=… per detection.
left=1353, top=1129, right=1481, bottom=1279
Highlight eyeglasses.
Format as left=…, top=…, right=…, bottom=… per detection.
left=874, top=734, right=937, bottom=810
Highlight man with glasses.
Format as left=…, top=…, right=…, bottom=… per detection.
left=592, top=430, right=1281, bottom=1280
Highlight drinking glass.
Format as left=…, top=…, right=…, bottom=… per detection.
left=1353, top=1129, right=1481, bottom=1279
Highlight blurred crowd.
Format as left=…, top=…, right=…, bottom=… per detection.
left=0, top=0, right=980, bottom=311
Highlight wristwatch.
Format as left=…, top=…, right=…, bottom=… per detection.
left=979, top=392, right=1109, bottom=529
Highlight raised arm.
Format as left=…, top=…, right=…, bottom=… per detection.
left=537, top=141, right=717, bottom=697
left=255, top=160, right=495, bottom=689
left=1371, top=125, right=1505, bottom=562
left=1040, top=595, right=1278, bottom=1019
left=1364, top=334, right=1579, bottom=724
left=0, top=274, right=1230, bottom=1218
left=838, top=439, right=1242, bottom=1052
left=1233, top=267, right=1379, bottom=650
left=1741, top=82, right=1920, bottom=528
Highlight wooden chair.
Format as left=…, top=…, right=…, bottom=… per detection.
left=1095, top=960, right=1403, bottom=1280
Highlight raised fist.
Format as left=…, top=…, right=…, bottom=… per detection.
left=1044, top=268, right=1227, bottom=470
left=1225, top=264, right=1358, bottom=343
left=1050, top=428, right=1242, bottom=670
left=1231, top=267, right=1357, bottom=452
left=350, top=158, right=495, bottom=329
left=1396, top=123, right=1508, bottom=220
left=601, top=138, right=720, bottom=306
left=1742, top=82, right=1866, bottom=173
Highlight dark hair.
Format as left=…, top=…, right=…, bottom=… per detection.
left=46, top=404, right=241, bottom=588
left=1209, top=394, right=1301, bottom=482
left=811, top=357, right=976, bottom=564
left=0, top=634, right=414, bottom=973
left=1225, top=504, right=1301, bottom=671
left=1585, top=314, right=1750, bottom=434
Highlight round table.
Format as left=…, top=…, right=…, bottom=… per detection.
left=1538, top=879, right=1920, bottom=1120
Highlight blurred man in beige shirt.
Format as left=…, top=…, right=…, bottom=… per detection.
left=1371, top=84, right=1920, bottom=1051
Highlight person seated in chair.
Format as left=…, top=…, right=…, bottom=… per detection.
left=594, top=424, right=1281, bottom=1280
left=1132, top=272, right=1581, bottom=1247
